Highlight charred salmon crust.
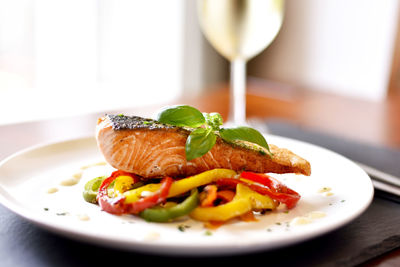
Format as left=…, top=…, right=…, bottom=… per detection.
left=96, top=115, right=311, bottom=179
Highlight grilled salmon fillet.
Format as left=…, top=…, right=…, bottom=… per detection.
left=96, top=115, right=311, bottom=179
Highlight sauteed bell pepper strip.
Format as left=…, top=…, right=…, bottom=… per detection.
left=240, top=171, right=294, bottom=194
left=113, top=175, right=144, bottom=196
left=240, top=172, right=301, bottom=208
left=83, top=176, right=106, bottom=204
left=97, top=170, right=173, bottom=215
left=83, top=171, right=142, bottom=205
left=240, top=172, right=277, bottom=189
left=217, top=176, right=300, bottom=209
left=189, top=183, right=276, bottom=222
left=122, top=184, right=161, bottom=204
left=113, top=176, right=136, bottom=196
left=124, top=177, right=173, bottom=214
left=139, top=189, right=199, bottom=222
left=199, top=185, right=218, bottom=207
left=123, top=169, right=237, bottom=204
left=169, top=169, right=237, bottom=196
left=235, top=182, right=277, bottom=210
left=216, top=190, right=235, bottom=203
left=111, top=170, right=141, bottom=183
left=97, top=174, right=127, bottom=215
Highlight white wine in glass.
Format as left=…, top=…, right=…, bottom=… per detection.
left=197, top=0, right=284, bottom=126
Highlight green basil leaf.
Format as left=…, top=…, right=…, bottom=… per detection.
left=219, top=126, right=272, bottom=155
left=185, top=128, right=216, bottom=161
left=156, top=105, right=205, bottom=127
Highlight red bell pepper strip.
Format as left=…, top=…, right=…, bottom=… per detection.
left=240, top=172, right=278, bottom=191
left=97, top=170, right=172, bottom=215
left=240, top=171, right=300, bottom=197
left=216, top=176, right=300, bottom=209
left=125, top=177, right=173, bottom=214
left=97, top=173, right=127, bottom=215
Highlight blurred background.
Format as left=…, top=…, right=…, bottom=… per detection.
left=0, top=0, right=399, bottom=125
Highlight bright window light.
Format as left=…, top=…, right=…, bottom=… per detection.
left=0, top=0, right=184, bottom=125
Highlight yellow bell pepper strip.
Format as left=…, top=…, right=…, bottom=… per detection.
left=123, top=169, right=237, bottom=204
left=190, top=183, right=274, bottom=222
left=81, top=170, right=139, bottom=204
left=122, top=183, right=164, bottom=204
left=113, top=175, right=135, bottom=196
left=240, top=172, right=301, bottom=209
left=168, top=168, right=237, bottom=197
left=234, top=181, right=277, bottom=210
left=139, top=189, right=199, bottom=222
left=97, top=174, right=127, bottom=215
left=113, top=175, right=144, bottom=196
left=190, top=196, right=251, bottom=222
left=124, top=177, right=173, bottom=214
left=97, top=170, right=173, bottom=215
left=217, top=176, right=299, bottom=209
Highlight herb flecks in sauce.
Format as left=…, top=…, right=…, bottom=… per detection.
left=177, top=224, right=190, bottom=232
left=204, top=230, right=213, bottom=236
left=318, top=186, right=334, bottom=197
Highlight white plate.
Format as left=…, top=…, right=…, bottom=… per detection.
left=0, top=135, right=373, bottom=256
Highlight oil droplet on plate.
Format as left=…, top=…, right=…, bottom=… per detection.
left=60, top=178, right=79, bottom=186
left=318, top=187, right=332, bottom=193
left=308, top=211, right=326, bottom=219
left=143, top=232, right=160, bottom=241
left=77, top=214, right=90, bottom=221
left=291, top=216, right=312, bottom=225
left=47, top=187, right=58, bottom=194
left=81, top=162, right=107, bottom=170
left=72, top=172, right=82, bottom=180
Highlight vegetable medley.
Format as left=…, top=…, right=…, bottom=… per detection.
left=83, top=169, right=300, bottom=225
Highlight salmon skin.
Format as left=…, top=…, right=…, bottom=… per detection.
left=96, top=114, right=311, bottom=179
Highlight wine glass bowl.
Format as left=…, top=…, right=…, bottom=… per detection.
left=197, top=0, right=284, bottom=126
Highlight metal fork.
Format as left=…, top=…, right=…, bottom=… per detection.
left=357, top=162, right=400, bottom=197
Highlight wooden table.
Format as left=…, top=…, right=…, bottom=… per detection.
left=0, top=79, right=399, bottom=265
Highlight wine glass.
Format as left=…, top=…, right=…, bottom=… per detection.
left=197, top=0, right=284, bottom=127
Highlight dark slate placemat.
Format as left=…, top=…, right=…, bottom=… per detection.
left=1, top=120, right=400, bottom=267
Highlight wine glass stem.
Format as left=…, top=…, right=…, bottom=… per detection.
left=230, top=59, right=246, bottom=126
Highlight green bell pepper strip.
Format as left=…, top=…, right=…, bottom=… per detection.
left=139, top=189, right=199, bottom=222
left=83, top=173, right=143, bottom=204
left=83, top=176, right=106, bottom=204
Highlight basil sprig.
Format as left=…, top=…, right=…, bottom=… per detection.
left=185, top=128, right=216, bottom=161
left=219, top=127, right=270, bottom=150
left=157, top=105, right=205, bottom=128
left=157, top=105, right=272, bottom=161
